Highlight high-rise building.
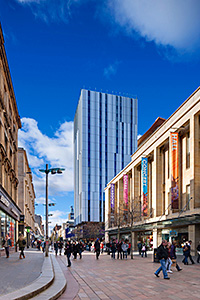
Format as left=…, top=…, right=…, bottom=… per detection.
left=74, top=89, right=137, bottom=225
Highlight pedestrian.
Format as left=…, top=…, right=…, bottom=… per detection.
left=127, top=241, right=131, bottom=255
left=197, top=241, right=200, bottom=263
left=170, top=240, right=182, bottom=271
left=187, top=240, right=195, bottom=264
left=111, top=240, right=116, bottom=259
left=138, top=241, right=142, bottom=256
left=64, top=240, right=72, bottom=267
left=154, top=240, right=170, bottom=280
left=122, top=241, right=128, bottom=259
left=165, top=242, right=173, bottom=273
left=182, top=242, right=189, bottom=265
left=2, top=234, right=11, bottom=258
left=41, top=240, right=45, bottom=253
left=88, top=241, right=92, bottom=252
left=16, top=234, right=26, bottom=259
left=54, top=241, right=58, bottom=256
left=58, top=240, right=63, bottom=255
left=77, top=241, right=84, bottom=259
left=100, top=241, right=104, bottom=254
left=94, top=238, right=101, bottom=259
left=141, top=243, right=147, bottom=258
left=73, top=241, right=78, bottom=259
left=117, top=240, right=123, bottom=259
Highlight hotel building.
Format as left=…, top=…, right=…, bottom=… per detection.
left=74, top=89, right=137, bottom=225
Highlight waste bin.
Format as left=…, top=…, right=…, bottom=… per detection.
left=153, top=248, right=159, bottom=263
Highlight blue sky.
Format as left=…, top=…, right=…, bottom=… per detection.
left=1, top=0, right=200, bottom=229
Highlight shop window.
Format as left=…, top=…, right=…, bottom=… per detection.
left=186, top=184, right=190, bottom=210
left=186, top=132, right=190, bottom=169
left=0, top=210, right=6, bottom=248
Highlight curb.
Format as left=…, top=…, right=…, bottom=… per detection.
left=31, top=254, right=67, bottom=300
left=0, top=255, right=54, bottom=300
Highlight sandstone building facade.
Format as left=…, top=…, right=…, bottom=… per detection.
left=105, top=87, right=200, bottom=255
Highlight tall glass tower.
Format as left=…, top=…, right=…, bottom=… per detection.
left=74, top=89, right=137, bottom=225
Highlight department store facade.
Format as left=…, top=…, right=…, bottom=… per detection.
left=105, top=87, right=200, bottom=255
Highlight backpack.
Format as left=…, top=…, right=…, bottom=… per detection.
left=22, top=239, right=26, bottom=246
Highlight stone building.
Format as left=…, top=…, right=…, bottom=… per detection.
left=0, top=24, right=22, bottom=251
left=18, top=148, right=35, bottom=246
left=105, top=87, right=200, bottom=255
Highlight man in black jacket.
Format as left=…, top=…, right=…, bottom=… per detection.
left=154, top=240, right=170, bottom=280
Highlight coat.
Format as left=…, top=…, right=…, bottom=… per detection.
left=17, top=238, right=26, bottom=250
left=156, top=244, right=168, bottom=260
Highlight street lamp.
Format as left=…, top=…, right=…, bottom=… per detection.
left=39, top=164, right=65, bottom=257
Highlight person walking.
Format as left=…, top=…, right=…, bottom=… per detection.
left=141, top=243, right=147, bottom=258
left=117, top=241, right=123, bottom=259
left=138, top=241, right=142, bottom=256
left=111, top=240, right=116, bottom=259
left=73, top=242, right=78, bottom=259
left=187, top=240, right=195, bottom=264
left=182, top=242, right=190, bottom=265
left=2, top=234, right=11, bottom=258
left=58, top=241, right=63, bottom=256
left=94, top=238, right=101, bottom=259
left=197, top=242, right=200, bottom=263
left=127, top=242, right=131, bottom=256
left=165, top=242, right=173, bottom=273
left=77, top=241, right=84, bottom=259
left=100, top=241, right=104, bottom=254
left=54, top=241, right=59, bottom=256
left=154, top=240, right=170, bottom=280
left=122, top=241, right=128, bottom=259
left=16, top=234, right=26, bottom=259
left=64, top=241, right=72, bottom=267
left=170, top=240, right=182, bottom=271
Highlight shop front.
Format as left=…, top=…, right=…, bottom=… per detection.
left=0, top=188, right=21, bottom=250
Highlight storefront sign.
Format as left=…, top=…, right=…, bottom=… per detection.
left=142, top=157, right=148, bottom=216
left=11, top=208, right=18, bottom=217
left=0, top=195, right=9, bottom=207
left=170, top=132, right=179, bottom=209
left=123, top=174, right=128, bottom=207
left=110, top=184, right=115, bottom=211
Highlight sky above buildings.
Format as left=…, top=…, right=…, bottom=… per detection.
left=0, top=0, right=200, bottom=230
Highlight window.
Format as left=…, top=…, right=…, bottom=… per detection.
left=186, top=132, right=190, bottom=169
left=186, top=184, right=190, bottom=210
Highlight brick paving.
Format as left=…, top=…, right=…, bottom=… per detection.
left=0, top=248, right=44, bottom=296
left=57, top=252, right=200, bottom=300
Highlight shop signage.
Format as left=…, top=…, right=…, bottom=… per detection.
left=170, top=132, right=179, bottom=209
left=11, top=208, right=18, bottom=217
left=110, top=183, right=115, bottom=211
left=123, top=174, right=128, bottom=207
left=142, top=157, right=148, bottom=216
left=0, top=195, right=9, bottom=207
left=170, top=230, right=178, bottom=236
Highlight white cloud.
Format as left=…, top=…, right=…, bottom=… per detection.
left=107, top=0, right=200, bottom=53
left=18, top=117, right=74, bottom=197
left=48, top=210, right=68, bottom=231
left=104, top=61, right=121, bottom=79
left=15, top=0, right=82, bottom=23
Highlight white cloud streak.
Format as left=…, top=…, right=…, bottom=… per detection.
left=107, top=0, right=200, bottom=53
left=104, top=61, right=121, bottom=79
left=18, top=118, right=74, bottom=197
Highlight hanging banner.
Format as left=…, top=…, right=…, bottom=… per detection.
left=110, top=183, right=115, bottom=211
left=123, top=174, right=128, bottom=207
left=171, top=132, right=179, bottom=209
left=142, top=157, right=148, bottom=216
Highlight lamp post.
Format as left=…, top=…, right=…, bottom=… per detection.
left=39, top=164, right=65, bottom=257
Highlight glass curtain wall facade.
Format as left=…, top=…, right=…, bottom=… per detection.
left=74, top=89, right=137, bottom=225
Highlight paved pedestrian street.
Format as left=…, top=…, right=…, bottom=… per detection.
left=57, top=252, right=200, bottom=300
left=0, top=248, right=44, bottom=296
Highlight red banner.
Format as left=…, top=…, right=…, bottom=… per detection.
left=171, top=132, right=179, bottom=209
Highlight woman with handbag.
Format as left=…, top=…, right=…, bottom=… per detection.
left=170, top=240, right=182, bottom=271
left=16, top=234, right=26, bottom=259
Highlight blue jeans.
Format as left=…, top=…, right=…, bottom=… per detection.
left=155, top=258, right=169, bottom=278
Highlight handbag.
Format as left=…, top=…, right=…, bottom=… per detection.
left=22, top=239, right=26, bottom=245
left=171, top=259, right=176, bottom=267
